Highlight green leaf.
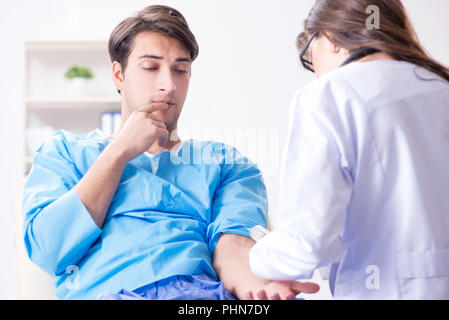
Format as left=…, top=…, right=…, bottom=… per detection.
left=64, top=65, right=95, bottom=79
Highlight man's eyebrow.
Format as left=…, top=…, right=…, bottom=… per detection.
left=138, top=55, right=163, bottom=60
left=138, top=55, right=191, bottom=63
left=175, top=57, right=191, bottom=63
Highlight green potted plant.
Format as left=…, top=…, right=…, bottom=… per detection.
left=64, top=65, right=94, bottom=96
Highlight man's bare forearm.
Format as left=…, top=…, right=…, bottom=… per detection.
left=213, top=234, right=270, bottom=299
left=73, top=142, right=129, bottom=229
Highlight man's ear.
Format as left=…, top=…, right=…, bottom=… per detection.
left=112, top=61, right=124, bottom=94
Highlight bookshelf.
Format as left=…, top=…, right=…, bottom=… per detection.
left=22, top=39, right=121, bottom=176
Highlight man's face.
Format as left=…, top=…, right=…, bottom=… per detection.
left=113, top=31, right=192, bottom=131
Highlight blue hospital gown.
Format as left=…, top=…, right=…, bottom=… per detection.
left=22, top=129, right=268, bottom=299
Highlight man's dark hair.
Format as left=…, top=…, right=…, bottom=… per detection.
left=108, top=5, right=199, bottom=73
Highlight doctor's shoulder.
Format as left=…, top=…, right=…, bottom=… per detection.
left=292, top=71, right=359, bottom=117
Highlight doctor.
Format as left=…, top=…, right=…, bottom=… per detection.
left=249, top=0, right=449, bottom=299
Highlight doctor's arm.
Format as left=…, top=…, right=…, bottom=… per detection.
left=207, top=146, right=319, bottom=300
left=249, top=87, right=354, bottom=281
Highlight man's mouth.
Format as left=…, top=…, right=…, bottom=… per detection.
left=153, top=100, right=176, bottom=106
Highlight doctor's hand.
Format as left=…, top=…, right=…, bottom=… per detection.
left=244, top=280, right=320, bottom=300
left=109, top=103, right=170, bottom=162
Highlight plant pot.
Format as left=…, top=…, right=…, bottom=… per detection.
left=68, top=78, right=87, bottom=97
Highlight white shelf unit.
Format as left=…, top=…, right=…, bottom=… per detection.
left=22, top=40, right=121, bottom=176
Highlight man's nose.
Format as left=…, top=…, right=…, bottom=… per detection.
left=157, top=69, right=177, bottom=93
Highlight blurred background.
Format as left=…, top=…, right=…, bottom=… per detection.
left=0, top=0, right=448, bottom=299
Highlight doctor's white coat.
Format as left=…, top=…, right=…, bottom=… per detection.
left=250, top=60, right=449, bottom=299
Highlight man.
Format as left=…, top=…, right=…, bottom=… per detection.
left=22, top=5, right=319, bottom=300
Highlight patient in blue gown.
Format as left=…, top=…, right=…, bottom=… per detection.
left=23, top=129, right=267, bottom=299
left=22, top=4, right=318, bottom=301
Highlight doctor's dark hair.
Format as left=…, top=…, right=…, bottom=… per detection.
left=108, top=5, right=199, bottom=74
left=297, top=0, right=449, bottom=83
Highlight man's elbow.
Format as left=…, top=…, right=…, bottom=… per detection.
left=23, top=225, right=66, bottom=277
left=215, top=233, right=255, bottom=253
left=212, top=233, right=255, bottom=283
left=213, top=234, right=255, bottom=266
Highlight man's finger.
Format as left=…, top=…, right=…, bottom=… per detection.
left=285, top=293, right=297, bottom=300
left=244, top=291, right=254, bottom=300
left=270, top=293, right=281, bottom=300
left=145, top=112, right=166, bottom=123
left=272, top=288, right=297, bottom=300
left=256, top=289, right=268, bottom=300
left=138, top=102, right=170, bottom=113
left=150, top=119, right=167, bottom=130
left=292, top=281, right=320, bottom=294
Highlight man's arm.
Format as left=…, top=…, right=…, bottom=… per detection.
left=74, top=104, right=169, bottom=229
left=22, top=104, right=169, bottom=275
left=213, top=233, right=320, bottom=300
left=73, top=143, right=127, bottom=229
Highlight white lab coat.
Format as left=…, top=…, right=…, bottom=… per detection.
left=250, top=60, right=449, bottom=299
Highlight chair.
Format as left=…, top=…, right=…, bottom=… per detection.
left=12, top=178, right=58, bottom=300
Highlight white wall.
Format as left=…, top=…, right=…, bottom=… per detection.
left=0, top=0, right=448, bottom=300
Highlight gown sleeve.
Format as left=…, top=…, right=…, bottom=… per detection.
left=22, top=132, right=103, bottom=276
left=207, top=145, right=269, bottom=255
left=250, top=81, right=355, bottom=280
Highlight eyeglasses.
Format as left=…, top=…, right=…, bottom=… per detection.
left=299, top=31, right=319, bottom=73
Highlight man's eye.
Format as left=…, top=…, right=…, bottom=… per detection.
left=175, top=69, right=188, bottom=74
left=143, top=67, right=157, bottom=71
